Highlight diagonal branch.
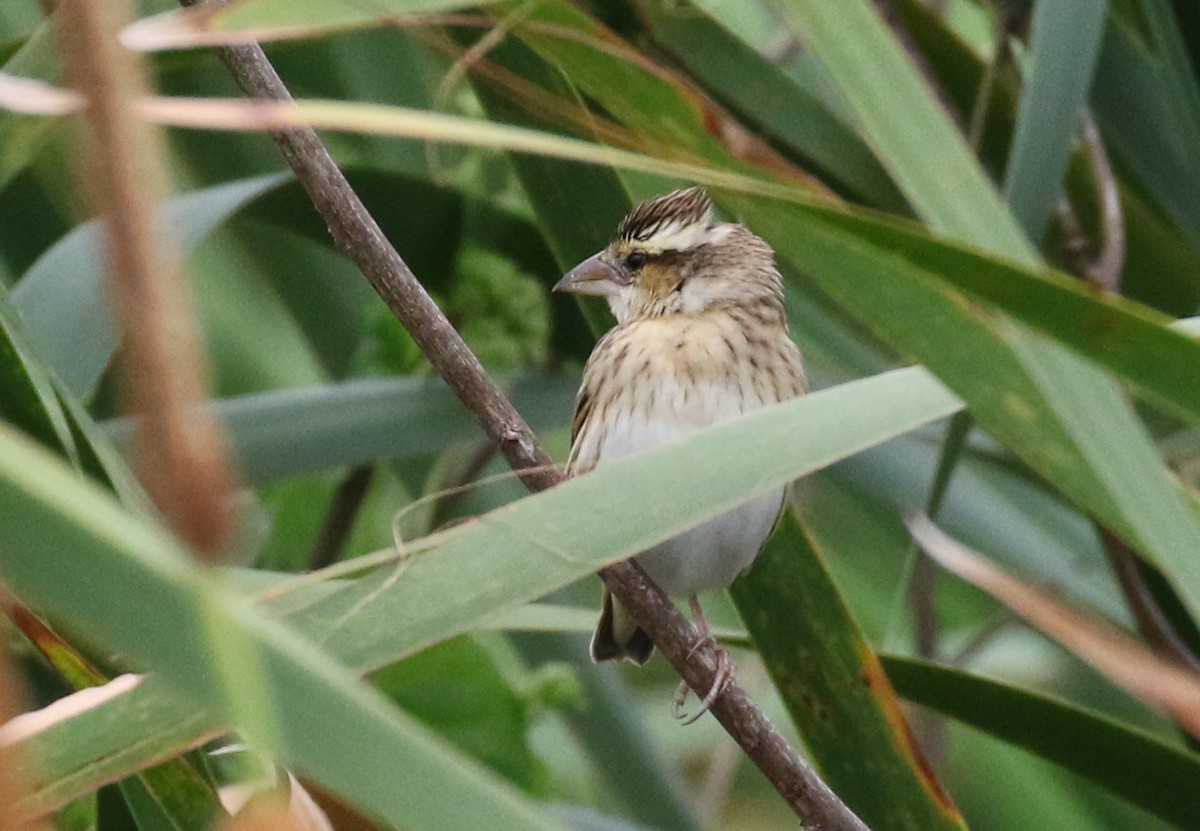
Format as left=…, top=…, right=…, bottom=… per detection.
left=173, top=5, right=869, bottom=828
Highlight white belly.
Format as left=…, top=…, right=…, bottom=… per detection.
left=636, top=487, right=785, bottom=596
left=596, top=403, right=784, bottom=597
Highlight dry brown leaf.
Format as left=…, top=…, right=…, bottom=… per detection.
left=907, top=514, right=1200, bottom=738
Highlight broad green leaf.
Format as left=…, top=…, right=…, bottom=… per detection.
left=762, top=0, right=1032, bottom=256
left=505, top=1, right=821, bottom=187
left=1094, top=2, right=1200, bottom=254
left=731, top=194, right=1200, bottom=627
left=15, top=674, right=223, bottom=814
left=629, top=1, right=908, bottom=209
left=884, top=656, right=1200, bottom=828
left=0, top=292, right=76, bottom=462
left=103, top=374, right=576, bottom=483
left=11, top=366, right=962, bottom=812
left=0, top=423, right=568, bottom=831
left=119, top=770, right=226, bottom=831
left=1003, top=0, right=1108, bottom=240
left=762, top=194, right=1200, bottom=428
left=373, top=635, right=547, bottom=793
left=11, top=174, right=289, bottom=400
left=267, top=367, right=962, bottom=672
left=733, top=510, right=967, bottom=831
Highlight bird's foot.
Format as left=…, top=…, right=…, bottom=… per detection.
left=672, top=599, right=735, bottom=725
left=672, top=645, right=734, bottom=725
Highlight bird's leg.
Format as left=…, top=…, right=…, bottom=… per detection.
left=672, top=595, right=735, bottom=724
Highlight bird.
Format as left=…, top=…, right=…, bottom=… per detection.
left=553, top=186, right=807, bottom=720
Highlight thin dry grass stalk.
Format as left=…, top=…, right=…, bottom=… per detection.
left=55, top=0, right=239, bottom=557
left=908, top=515, right=1200, bottom=738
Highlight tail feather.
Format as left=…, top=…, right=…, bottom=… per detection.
left=590, top=590, right=654, bottom=664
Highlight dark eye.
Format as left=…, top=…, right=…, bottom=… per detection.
left=625, top=251, right=647, bottom=270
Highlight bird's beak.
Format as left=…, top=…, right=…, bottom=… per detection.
left=553, top=252, right=624, bottom=297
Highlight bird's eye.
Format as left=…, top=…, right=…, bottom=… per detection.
left=625, top=251, right=647, bottom=270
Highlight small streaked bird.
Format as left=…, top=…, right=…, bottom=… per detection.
left=554, top=187, right=806, bottom=719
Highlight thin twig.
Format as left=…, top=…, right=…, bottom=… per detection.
left=1079, top=114, right=1125, bottom=291
left=429, top=440, right=498, bottom=530
left=967, top=7, right=1013, bottom=151
left=905, top=411, right=971, bottom=767
left=1101, top=530, right=1200, bottom=675
left=174, top=4, right=869, bottom=828
left=308, top=464, right=376, bottom=571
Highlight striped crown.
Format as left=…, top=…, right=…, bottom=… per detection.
left=616, top=187, right=714, bottom=252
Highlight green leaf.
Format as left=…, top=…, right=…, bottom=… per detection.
left=0, top=423, right=569, bottom=831
left=0, top=20, right=61, bottom=191
left=104, top=374, right=577, bottom=483
left=764, top=0, right=1033, bottom=256
left=767, top=194, right=1200, bottom=428
left=373, top=635, right=547, bottom=794
left=0, top=291, right=76, bottom=462
left=119, top=767, right=226, bottom=831
left=884, top=656, right=1200, bottom=829
left=1094, top=2, right=1200, bottom=253
left=271, top=366, right=962, bottom=672
left=634, top=0, right=906, bottom=209
left=731, top=194, right=1200, bottom=628
left=733, top=510, right=967, bottom=831
left=1003, top=0, right=1109, bottom=240
left=11, top=174, right=288, bottom=400
left=10, top=366, right=962, bottom=812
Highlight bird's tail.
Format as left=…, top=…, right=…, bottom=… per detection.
left=590, top=590, right=654, bottom=664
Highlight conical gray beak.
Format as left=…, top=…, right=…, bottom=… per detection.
left=553, top=252, right=625, bottom=297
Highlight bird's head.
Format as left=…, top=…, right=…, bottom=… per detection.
left=553, top=187, right=784, bottom=324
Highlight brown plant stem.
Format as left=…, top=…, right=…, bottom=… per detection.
left=56, top=0, right=237, bottom=557
left=429, top=440, right=499, bottom=529
left=1101, top=530, right=1200, bottom=675
left=308, top=464, right=376, bottom=571
left=1079, top=114, right=1125, bottom=291
left=175, top=5, right=869, bottom=828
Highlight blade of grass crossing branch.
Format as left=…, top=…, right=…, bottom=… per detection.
left=0, top=425, right=570, bottom=831
left=1003, top=0, right=1108, bottom=241
left=3, top=369, right=963, bottom=816
left=733, top=510, right=967, bottom=831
